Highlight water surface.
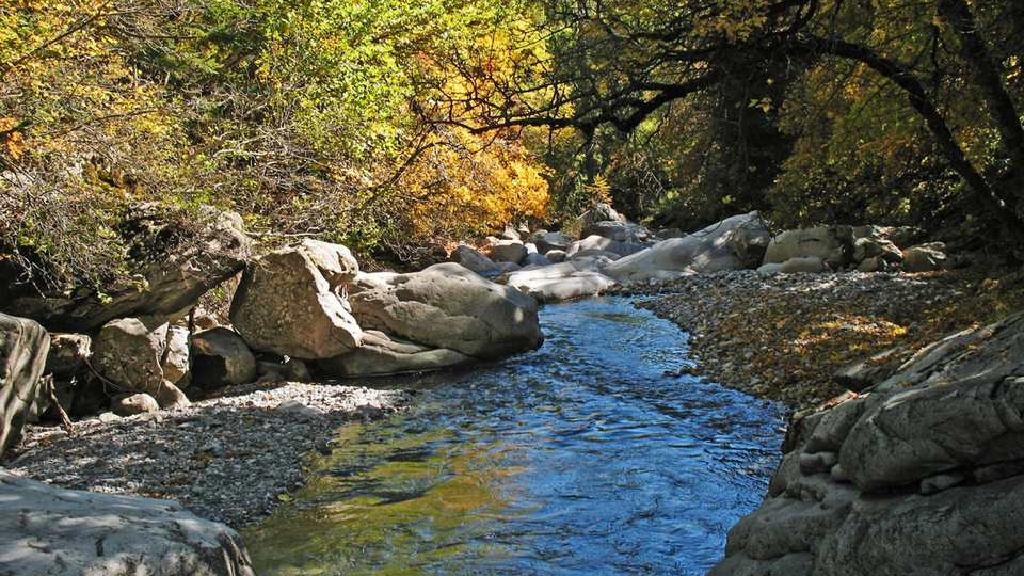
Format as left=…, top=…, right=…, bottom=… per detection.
left=245, top=297, right=785, bottom=575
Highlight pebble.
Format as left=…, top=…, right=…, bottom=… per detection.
left=7, top=382, right=411, bottom=528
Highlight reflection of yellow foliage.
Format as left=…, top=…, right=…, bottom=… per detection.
left=244, top=421, right=528, bottom=576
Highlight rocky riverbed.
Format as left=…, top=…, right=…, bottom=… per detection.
left=631, top=269, right=1024, bottom=408
left=5, top=382, right=410, bottom=527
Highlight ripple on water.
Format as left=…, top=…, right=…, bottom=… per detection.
left=243, top=297, right=786, bottom=576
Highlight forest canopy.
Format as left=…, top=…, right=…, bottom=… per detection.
left=2, top=0, right=1022, bottom=293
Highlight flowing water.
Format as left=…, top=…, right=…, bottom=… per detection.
left=244, top=297, right=786, bottom=576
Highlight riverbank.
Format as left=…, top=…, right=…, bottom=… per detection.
left=4, top=382, right=410, bottom=528
left=632, top=269, right=1024, bottom=409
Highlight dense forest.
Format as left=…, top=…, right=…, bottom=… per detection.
left=3, top=0, right=1023, bottom=296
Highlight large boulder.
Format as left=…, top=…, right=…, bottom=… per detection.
left=295, top=238, right=359, bottom=286
left=318, top=331, right=473, bottom=377
left=490, top=240, right=528, bottom=264
left=763, top=226, right=852, bottom=269
left=0, top=470, right=254, bottom=576
left=229, top=244, right=362, bottom=359
left=506, top=259, right=617, bottom=303
left=603, top=212, right=770, bottom=283
left=452, top=244, right=505, bottom=278
left=348, top=263, right=543, bottom=360
left=532, top=231, right=573, bottom=254
left=0, top=204, right=252, bottom=333
left=711, top=310, right=1024, bottom=576
left=0, top=314, right=49, bottom=456
left=566, top=235, right=646, bottom=258
left=190, top=327, right=257, bottom=389
left=91, top=318, right=168, bottom=395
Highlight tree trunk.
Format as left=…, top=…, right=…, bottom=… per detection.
left=938, top=0, right=1024, bottom=216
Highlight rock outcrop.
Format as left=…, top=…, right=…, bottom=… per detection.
left=603, top=212, right=769, bottom=283
left=229, top=243, right=363, bottom=359
left=0, top=204, right=251, bottom=333
left=711, top=310, right=1024, bottom=576
left=0, top=314, right=49, bottom=456
left=0, top=470, right=254, bottom=576
left=347, top=263, right=543, bottom=361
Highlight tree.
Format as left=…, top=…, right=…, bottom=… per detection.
left=432, top=0, right=1024, bottom=243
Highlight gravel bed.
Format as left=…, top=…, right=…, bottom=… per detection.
left=4, top=382, right=411, bottom=528
left=623, top=269, right=1022, bottom=409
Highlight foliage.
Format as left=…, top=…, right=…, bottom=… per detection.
left=0, top=0, right=549, bottom=292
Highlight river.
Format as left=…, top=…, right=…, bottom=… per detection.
left=244, top=297, right=785, bottom=575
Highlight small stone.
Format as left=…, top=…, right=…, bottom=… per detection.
left=112, top=394, right=160, bottom=416
left=98, top=411, right=122, bottom=423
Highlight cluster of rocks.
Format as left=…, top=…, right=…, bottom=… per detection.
left=452, top=206, right=959, bottom=307
left=0, top=203, right=546, bottom=575
left=711, top=311, right=1024, bottom=575
left=1, top=210, right=545, bottom=454
left=453, top=204, right=772, bottom=302
left=756, top=224, right=954, bottom=275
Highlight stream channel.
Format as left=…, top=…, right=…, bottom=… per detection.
left=244, top=296, right=786, bottom=575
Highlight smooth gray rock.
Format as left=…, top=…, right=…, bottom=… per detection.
left=0, top=314, right=49, bottom=456
left=567, top=235, right=646, bottom=258
left=506, top=258, right=618, bottom=303
left=0, top=204, right=251, bottom=333
left=318, top=331, right=473, bottom=377
left=582, top=220, right=651, bottom=243
left=603, top=212, right=770, bottom=283
left=190, top=327, right=257, bottom=389
left=764, top=226, right=851, bottom=268
left=0, top=469, right=254, bottom=576
left=533, top=231, right=572, bottom=254
left=490, top=240, right=528, bottom=264
left=453, top=244, right=501, bottom=276
left=348, top=263, right=543, bottom=360
left=229, top=245, right=362, bottom=359
left=779, top=256, right=829, bottom=273
left=523, top=253, right=552, bottom=267
left=92, top=318, right=168, bottom=395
